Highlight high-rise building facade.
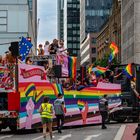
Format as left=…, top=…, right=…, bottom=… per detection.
left=80, top=0, right=112, bottom=65
left=80, top=0, right=113, bottom=43
left=121, top=0, right=139, bottom=64
left=0, top=0, right=37, bottom=55
left=57, top=0, right=64, bottom=40
left=97, top=0, right=121, bottom=62
left=63, top=0, right=80, bottom=56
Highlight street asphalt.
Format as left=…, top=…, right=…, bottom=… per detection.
left=0, top=124, right=122, bottom=140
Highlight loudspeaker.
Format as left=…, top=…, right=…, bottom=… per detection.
left=53, top=65, right=62, bottom=78
left=9, top=42, right=19, bottom=57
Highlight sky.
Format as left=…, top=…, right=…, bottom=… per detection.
left=37, top=0, right=57, bottom=45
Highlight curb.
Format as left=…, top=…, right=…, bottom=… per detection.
left=114, top=125, right=126, bottom=140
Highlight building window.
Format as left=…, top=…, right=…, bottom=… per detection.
left=86, top=0, right=89, bottom=6
left=92, top=38, right=96, bottom=44
left=0, top=10, right=7, bottom=32
left=68, top=37, right=72, bottom=41
left=73, top=43, right=77, bottom=48
left=68, top=24, right=72, bottom=28
left=73, top=50, right=77, bottom=54
left=92, top=57, right=96, bottom=63
left=28, top=0, right=32, bottom=11
left=68, top=44, right=72, bottom=48
left=92, top=48, right=96, bottom=53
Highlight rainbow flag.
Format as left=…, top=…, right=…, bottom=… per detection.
left=95, top=66, right=108, bottom=75
left=25, top=83, right=36, bottom=97
left=51, top=84, right=64, bottom=97
left=108, top=42, right=119, bottom=63
left=0, top=68, right=4, bottom=76
left=68, top=56, right=77, bottom=80
left=123, top=64, right=133, bottom=79
left=77, top=100, right=85, bottom=111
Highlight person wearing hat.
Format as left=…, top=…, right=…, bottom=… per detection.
left=39, top=96, right=54, bottom=140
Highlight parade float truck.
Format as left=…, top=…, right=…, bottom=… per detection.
left=108, top=64, right=140, bottom=123
left=0, top=62, right=138, bottom=132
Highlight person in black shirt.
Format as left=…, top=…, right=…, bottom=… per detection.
left=48, top=39, right=59, bottom=55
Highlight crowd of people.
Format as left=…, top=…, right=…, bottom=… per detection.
left=59, top=66, right=123, bottom=91
left=37, top=39, right=67, bottom=56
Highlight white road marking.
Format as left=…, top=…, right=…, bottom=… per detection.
left=32, top=131, right=56, bottom=140
left=32, top=135, right=43, bottom=140
left=58, top=134, right=72, bottom=140
left=114, top=125, right=126, bottom=140
left=0, top=135, right=13, bottom=140
left=84, top=133, right=101, bottom=140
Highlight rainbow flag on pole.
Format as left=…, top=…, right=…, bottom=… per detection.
left=95, top=66, right=108, bottom=75
left=108, top=42, right=119, bottom=63
left=51, top=84, right=64, bottom=97
left=68, top=56, right=77, bottom=80
left=77, top=100, right=85, bottom=111
left=123, top=64, right=133, bottom=79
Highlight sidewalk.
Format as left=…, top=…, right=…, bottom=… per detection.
left=121, top=124, right=137, bottom=140
left=114, top=123, right=137, bottom=140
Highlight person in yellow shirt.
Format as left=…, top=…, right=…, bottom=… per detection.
left=39, top=96, right=54, bottom=140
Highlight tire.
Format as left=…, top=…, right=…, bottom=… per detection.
left=116, top=118, right=126, bottom=123
left=9, top=125, right=17, bottom=132
left=132, top=117, right=139, bottom=123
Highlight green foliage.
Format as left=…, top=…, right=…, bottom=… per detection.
left=95, top=54, right=120, bottom=67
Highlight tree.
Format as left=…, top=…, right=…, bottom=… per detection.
left=95, top=54, right=120, bottom=67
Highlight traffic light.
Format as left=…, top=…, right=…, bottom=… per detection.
left=26, top=37, right=31, bottom=42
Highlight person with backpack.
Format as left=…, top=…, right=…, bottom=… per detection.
left=39, top=96, right=54, bottom=140
left=54, top=93, right=65, bottom=133
left=99, top=94, right=108, bottom=129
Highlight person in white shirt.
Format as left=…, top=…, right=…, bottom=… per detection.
left=58, top=40, right=67, bottom=55
left=44, top=41, right=50, bottom=56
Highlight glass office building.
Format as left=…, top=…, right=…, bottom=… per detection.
left=64, top=0, right=80, bottom=56
left=80, top=0, right=113, bottom=43
left=57, top=0, right=64, bottom=40
left=0, top=0, right=37, bottom=54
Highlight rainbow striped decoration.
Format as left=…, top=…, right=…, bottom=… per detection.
left=68, top=56, right=77, bottom=80
left=51, top=84, right=64, bottom=97
left=108, top=42, right=119, bottom=63
left=25, top=83, right=36, bottom=97
left=0, top=68, right=4, bottom=76
left=77, top=100, right=85, bottom=111
left=95, top=66, right=108, bottom=75
left=123, top=64, right=133, bottom=79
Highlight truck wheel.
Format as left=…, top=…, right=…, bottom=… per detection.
left=116, top=118, right=126, bottom=123
left=9, top=125, right=17, bottom=132
left=132, top=117, right=139, bottom=123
